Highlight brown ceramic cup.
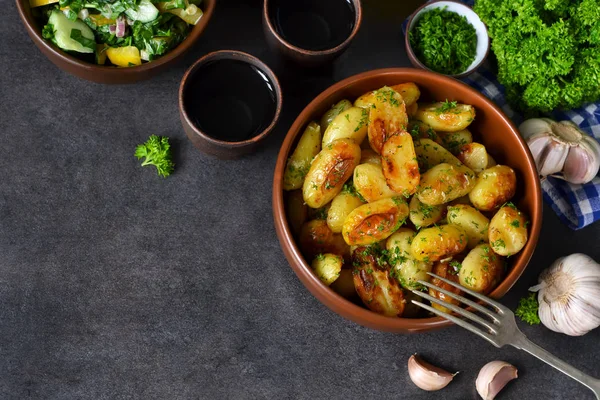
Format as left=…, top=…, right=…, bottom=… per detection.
left=273, top=68, right=542, bottom=333
left=179, top=50, right=283, bottom=159
left=16, top=0, right=215, bottom=84
left=262, top=0, right=362, bottom=67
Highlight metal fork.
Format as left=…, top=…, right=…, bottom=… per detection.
left=411, top=272, right=600, bottom=399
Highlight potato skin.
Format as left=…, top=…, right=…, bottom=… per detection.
left=414, top=138, right=463, bottom=171
left=368, top=87, right=409, bottom=154
left=411, top=225, right=468, bottom=262
left=447, top=204, right=490, bottom=248
left=320, top=99, right=352, bottom=131
left=488, top=205, right=528, bottom=256
left=352, top=247, right=405, bottom=317
left=414, top=102, right=476, bottom=132
left=468, top=165, right=517, bottom=212
left=322, top=107, right=369, bottom=147
left=360, top=149, right=381, bottom=165
left=302, top=139, right=361, bottom=209
left=386, top=229, right=433, bottom=289
left=417, top=163, right=477, bottom=206
left=342, top=197, right=409, bottom=246
left=311, top=253, right=343, bottom=286
left=459, top=244, right=505, bottom=293
left=353, top=163, right=399, bottom=202
left=327, top=191, right=365, bottom=233
left=409, top=196, right=444, bottom=229
left=390, top=82, right=420, bottom=106
left=286, top=190, right=308, bottom=237
left=381, top=131, right=420, bottom=195
left=436, top=129, right=473, bottom=154
left=429, top=261, right=463, bottom=313
left=457, top=142, right=488, bottom=173
left=299, top=220, right=350, bottom=262
left=283, top=121, right=322, bottom=191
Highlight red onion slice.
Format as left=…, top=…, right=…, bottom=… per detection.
left=116, top=16, right=126, bottom=38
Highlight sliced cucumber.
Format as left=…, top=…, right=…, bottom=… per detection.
left=125, top=0, right=159, bottom=22
left=48, top=10, right=95, bottom=53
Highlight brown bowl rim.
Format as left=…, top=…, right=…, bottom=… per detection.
left=262, top=0, right=363, bottom=57
left=15, top=0, right=215, bottom=79
left=273, top=68, right=543, bottom=333
left=178, top=50, right=283, bottom=149
left=404, top=0, right=490, bottom=79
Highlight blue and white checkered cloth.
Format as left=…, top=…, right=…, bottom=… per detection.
left=403, top=1, right=600, bottom=230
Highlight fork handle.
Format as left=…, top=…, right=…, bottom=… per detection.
left=512, top=332, right=600, bottom=399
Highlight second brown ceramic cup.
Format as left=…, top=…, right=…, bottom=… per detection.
left=262, top=0, right=363, bottom=67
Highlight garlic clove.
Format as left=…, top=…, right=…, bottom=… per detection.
left=476, top=361, right=518, bottom=400
left=560, top=146, right=598, bottom=184
left=518, top=118, right=554, bottom=139
left=407, top=354, right=456, bottom=391
left=527, top=132, right=568, bottom=176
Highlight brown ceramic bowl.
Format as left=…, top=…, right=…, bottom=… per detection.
left=179, top=50, right=282, bottom=159
left=262, top=0, right=362, bottom=67
left=16, top=0, right=215, bottom=84
left=405, top=0, right=490, bottom=78
left=273, top=68, right=542, bottom=333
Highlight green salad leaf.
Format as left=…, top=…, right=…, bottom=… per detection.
left=135, top=135, right=175, bottom=178
left=70, top=28, right=96, bottom=50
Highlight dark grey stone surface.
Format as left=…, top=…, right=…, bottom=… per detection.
left=2, top=1, right=599, bottom=399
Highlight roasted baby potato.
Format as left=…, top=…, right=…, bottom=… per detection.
left=342, top=197, right=409, bottom=246
left=429, top=261, right=463, bottom=313
left=286, top=190, right=307, bottom=236
left=311, top=253, right=343, bottom=286
left=381, top=131, right=420, bottom=195
left=457, top=142, right=488, bottom=173
left=409, top=196, right=444, bottom=229
left=360, top=149, right=381, bottom=165
left=407, top=119, right=438, bottom=141
left=283, top=121, right=322, bottom=191
left=488, top=204, right=528, bottom=256
left=414, top=102, right=476, bottom=132
left=414, top=138, right=463, bottom=171
left=368, top=87, right=409, bottom=154
left=322, top=107, right=369, bottom=147
left=330, top=269, right=356, bottom=299
left=353, top=163, right=399, bottom=202
left=468, top=165, right=517, bottom=211
left=417, top=163, right=477, bottom=206
left=486, top=154, right=497, bottom=168
left=406, top=102, right=418, bottom=117
left=411, top=224, right=468, bottom=262
left=327, top=191, right=365, bottom=233
left=321, top=99, right=353, bottom=131
left=303, top=139, right=361, bottom=208
left=390, top=82, right=420, bottom=106
left=386, top=229, right=433, bottom=289
left=459, top=244, right=505, bottom=293
left=299, top=220, right=350, bottom=262
left=436, top=129, right=473, bottom=154
left=447, top=204, right=490, bottom=248
left=352, top=247, right=405, bottom=317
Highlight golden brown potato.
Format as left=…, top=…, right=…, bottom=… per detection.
left=352, top=247, right=405, bottom=317
left=390, top=82, right=420, bottom=106
left=417, top=163, right=477, bottom=206
left=429, top=261, right=463, bottom=313
left=386, top=229, right=433, bottom=289
left=411, top=225, right=468, bottom=262
left=468, top=165, right=517, bottom=211
left=436, top=129, right=473, bottom=154
left=342, top=197, right=409, bottom=246
left=327, top=191, right=365, bottom=233
left=303, top=139, right=361, bottom=208
left=330, top=269, right=356, bottom=299
left=368, top=87, right=409, bottom=154
left=320, top=99, right=352, bottom=131
left=407, top=119, right=438, bottom=141
left=406, top=102, right=418, bottom=117
left=299, top=220, right=350, bottom=262
left=459, top=244, right=505, bottom=293
left=353, top=163, right=399, bottom=202
left=283, top=121, right=322, bottom=191
left=414, top=102, right=476, bottom=132
left=286, top=190, right=307, bottom=236
left=381, top=131, right=420, bottom=196
left=409, top=196, right=444, bottom=229
left=488, top=204, right=528, bottom=256
left=360, top=148, right=381, bottom=165
left=457, top=142, right=488, bottom=173
left=311, top=253, right=343, bottom=286
left=322, top=107, right=369, bottom=147
left=447, top=204, right=490, bottom=249
left=414, top=138, right=463, bottom=171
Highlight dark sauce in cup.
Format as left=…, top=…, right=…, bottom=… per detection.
left=183, top=59, right=278, bottom=142
left=268, top=0, right=356, bottom=51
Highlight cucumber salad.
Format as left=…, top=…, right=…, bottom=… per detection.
left=32, top=0, right=203, bottom=66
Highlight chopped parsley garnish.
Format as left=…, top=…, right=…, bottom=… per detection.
left=135, top=135, right=175, bottom=177
left=510, top=220, right=520, bottom=228
left=515, top=293, right=541, bottom=325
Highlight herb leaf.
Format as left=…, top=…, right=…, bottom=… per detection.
left=135, top=135, right=175, bottom=178
left=515, top=293, right=541, bottom=325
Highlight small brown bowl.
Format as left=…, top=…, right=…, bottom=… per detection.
left=405, top=0, right=490, bottom=78
left=273, top=68, right=542, bottom=333
left=179, top=50, right=282, bottom=159
left=16, top=0, right=215, bottom=84
left=262, top=0, right=362, bottom=67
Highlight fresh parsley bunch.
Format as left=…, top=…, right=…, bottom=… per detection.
left=135, top=135, right=175, bottom=177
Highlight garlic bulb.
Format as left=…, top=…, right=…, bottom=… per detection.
left=407, top=354, right=456, bottom=391
left=530, top=253, right=600, bottom=336
left=519, top=118, right=600, bottom=184
left=475, top=361, right=518, bottom=400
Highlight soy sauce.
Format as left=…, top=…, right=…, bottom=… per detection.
left=183, top=60, right=277, bottom=142
left=269, top=0, right=355, bottom=51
